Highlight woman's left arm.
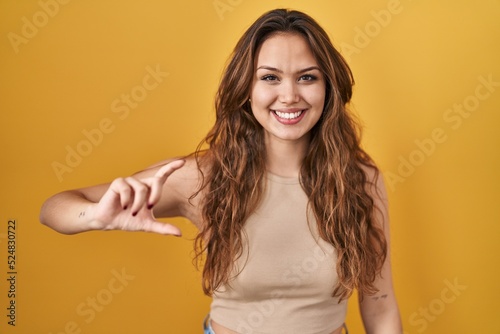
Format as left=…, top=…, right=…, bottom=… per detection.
left=359, top=170, right=403, bottom=333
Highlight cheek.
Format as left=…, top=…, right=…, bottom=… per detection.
left=251, top=83, right=277, bottom=107
left=303, top=86, right=326, bottom=110
left=317, top=92, right=326, bottom=110
left=315, top=81, right=327, bottom=106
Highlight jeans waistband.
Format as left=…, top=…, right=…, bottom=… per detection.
left=203, top=315, right=347, bottom=334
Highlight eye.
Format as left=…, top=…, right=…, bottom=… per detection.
left=299, top=74, right=318, bottom=82
left=261, top=74, right=279, bottom=82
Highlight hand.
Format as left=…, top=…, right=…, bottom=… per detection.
left=89, top=159, right=186, bottom=236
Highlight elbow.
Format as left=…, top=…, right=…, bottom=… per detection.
left=39, top=195, right=68, bottom=234
left=39, top=198, right=50, bottom=227
left=39, top=198, right=55, bottom=230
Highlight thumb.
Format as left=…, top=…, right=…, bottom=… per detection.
left=142, top=220, right=182, bottom=236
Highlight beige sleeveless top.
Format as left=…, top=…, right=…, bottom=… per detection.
left=210, top=173, right=347, bottom=334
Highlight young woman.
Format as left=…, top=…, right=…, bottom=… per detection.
left=40, top=9, right=402, bottom=334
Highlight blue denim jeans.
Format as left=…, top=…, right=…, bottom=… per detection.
left=203, top=315, right=347, bottom=334
left=203, top=315, right=215, bottom=334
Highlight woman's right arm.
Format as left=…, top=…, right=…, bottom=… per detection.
left=40, top=159, right=189, bottom=236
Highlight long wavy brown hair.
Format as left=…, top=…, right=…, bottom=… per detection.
left=193, top=8, right=387, bottom=301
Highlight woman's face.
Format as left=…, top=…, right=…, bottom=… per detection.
left=250, top=33, right=326, bottom=146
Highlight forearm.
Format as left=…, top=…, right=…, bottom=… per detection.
left=362, top=307, right=403, bottom=334
left=40, top=191, right=100, bottom=235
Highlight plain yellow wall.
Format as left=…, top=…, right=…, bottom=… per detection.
left=1, top=1, right=499, bottom=333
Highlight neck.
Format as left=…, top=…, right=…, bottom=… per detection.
left=264, top=135, right=310, bottom=178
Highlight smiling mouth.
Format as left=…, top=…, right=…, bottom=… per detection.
left=272, top=110, right=305, bottom=120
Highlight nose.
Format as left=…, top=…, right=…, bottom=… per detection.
left=278, top=80, right=300, bottom=104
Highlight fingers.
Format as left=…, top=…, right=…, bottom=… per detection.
left=154, top=159, right=186, bottom=183
left=124, top=177, right=150, bottom=215
left=108, top=159, right=186, bottom=214
left=141, top=220, right=182, bottom=236
left=148, top=159, right=186, bottom=207
left=108, top=178, right=133, bottom=210
left=108, top=177, right=149, bottom=215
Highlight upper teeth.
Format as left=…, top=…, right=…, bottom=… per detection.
left=275, top=110, right=303, bottom=119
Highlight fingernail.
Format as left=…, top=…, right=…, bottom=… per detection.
left=123, top=205, right=128, bottom=210
left=147, top=204, right=154, bottom=210
left=132, top=211, right=138, bottom=217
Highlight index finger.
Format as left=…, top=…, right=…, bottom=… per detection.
left=148, top=159, right=186, bottom=208
left=153, top=159, right=186, bottom=183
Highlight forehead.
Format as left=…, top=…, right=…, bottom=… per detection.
left=255, top=33, right=318, bottom=68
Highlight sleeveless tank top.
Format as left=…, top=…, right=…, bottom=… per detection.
left=210, top=173, right=347, bottom=334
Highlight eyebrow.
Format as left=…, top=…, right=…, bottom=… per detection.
left=256, top=65, right=321, bottom=74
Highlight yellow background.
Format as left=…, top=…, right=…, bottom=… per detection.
left=1, top=0, right=499, bottom=333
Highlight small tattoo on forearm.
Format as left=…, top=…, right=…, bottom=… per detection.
left=78, top=211, right=85, bottom=218
left=372, top=294, right=388, bottom=301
